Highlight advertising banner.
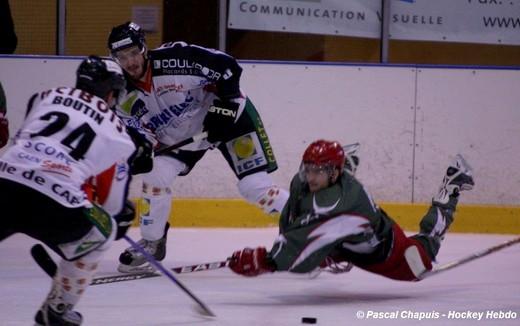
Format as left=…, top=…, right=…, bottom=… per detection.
left=228, top=0, right=520, bottom=45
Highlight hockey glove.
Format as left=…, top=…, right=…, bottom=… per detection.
left=229, top=247, right=275, bottom=277
left=113, top=200, right=135, bottom=240
left=126, top=126, right=154, bottom=175
left=0, top=113, right=9, bottom=148
left=203, top=99, right=239, bottom=143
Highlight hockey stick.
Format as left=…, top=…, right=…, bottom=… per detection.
left=155, top=131, right=208, bottom=155
left=173, top=259, right=229, bottom=273
left=31, top=244, right=57, bottom=277
left=122, top=235, right=215, bottom=317
left=91, top=271, right=160, bottom=284
left=91, top=259, right=230, bottom=285
left=31, top=244, right=229, bottom=284
left=418, top=235, right=520, bottom=280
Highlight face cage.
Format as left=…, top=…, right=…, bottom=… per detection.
left=298, top=162, right=337, bottom=184
left=110, top=45, right=147, bottom=64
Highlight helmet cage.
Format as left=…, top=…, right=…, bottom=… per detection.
left=298, top=162, right=337, bottom=184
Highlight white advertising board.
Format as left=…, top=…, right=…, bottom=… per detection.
left=229, top=0, right=520, bottom=45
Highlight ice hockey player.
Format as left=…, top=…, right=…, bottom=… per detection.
left=0, top=56, right=139, bottom=325
left=107, top=21, right=289, bottom=273
left=229, top=139, right=475, bottom=281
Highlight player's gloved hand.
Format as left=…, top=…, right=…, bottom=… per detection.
left=0, top=113, right=9, bottom=148
left=113, top=200, right=135, bottom=240
left=203, top=99, right=239, bottom=143
left=229, top=247, right=275, bottom=277
left=126, top=126, right=154, bottom=175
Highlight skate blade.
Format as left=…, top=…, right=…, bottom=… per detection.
left=117, top=263, right=155, bottom=274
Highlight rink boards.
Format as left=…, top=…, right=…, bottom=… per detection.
left=131, top=198, right=520, bottom=234
left=1, top=56, right=519, bottom=234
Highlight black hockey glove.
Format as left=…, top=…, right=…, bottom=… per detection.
left=114, top=200, right=135, bottom=240
left=126, top=126, right=154, bottom=175
left=203, top=99, right=239, bottom=143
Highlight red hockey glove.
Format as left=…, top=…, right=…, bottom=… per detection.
left=229, top=247, right=275, bottom=277
left=0, top=114, right=9, bottom=148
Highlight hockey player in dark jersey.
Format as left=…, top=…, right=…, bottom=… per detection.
left=107, top=22, right=289, bottom=273
left=0, top=56, right=138, bottom=325
left=229, top=140, right=475, bottom=281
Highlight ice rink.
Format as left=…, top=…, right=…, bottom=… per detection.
left=1, top=228, right=519, bottom=325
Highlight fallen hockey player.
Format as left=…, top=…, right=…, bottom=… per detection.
left=229, top=139, right=475, bottom=281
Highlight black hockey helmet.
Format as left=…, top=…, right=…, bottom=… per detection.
left=76, top=55, right=126, bottom=100
left=108, top=21, right=146, bottom=54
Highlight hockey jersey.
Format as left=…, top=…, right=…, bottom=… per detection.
left=0, top=87, right=136, bottom=215
left=270, top=173, right=395, bottom=273
left=116, top=41, right=245, bottom=151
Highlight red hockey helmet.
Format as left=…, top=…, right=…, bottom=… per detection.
left=302, top=140, right=345, bottom=172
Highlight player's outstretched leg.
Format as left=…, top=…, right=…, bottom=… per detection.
left=413, top=154, right=475, bottom=259
left=118, top=222, right=169, bottom=273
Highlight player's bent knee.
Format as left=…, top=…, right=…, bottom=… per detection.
left=257, top=186, right=289, bottom=214
left=404, top=245, right=433, bottom=280
left=238, top=172, right=289, bottom=213
left=142, top=155, right=186, bottom=190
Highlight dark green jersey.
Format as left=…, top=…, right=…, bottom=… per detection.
left=269, top=173, right=394, bottom=273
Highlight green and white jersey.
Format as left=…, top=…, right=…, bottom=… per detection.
left=270, top=173, right=394, bottom=273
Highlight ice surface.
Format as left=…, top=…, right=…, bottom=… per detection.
left=1, top=228, right=519, bottom=325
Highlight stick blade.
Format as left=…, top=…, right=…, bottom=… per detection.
left=31, top=243, right=57, bottom=277
left=192, top=303, right=216, bottom=318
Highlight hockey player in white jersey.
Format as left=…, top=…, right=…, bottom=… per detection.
left=107, top=22, right=289, bottom=272
left=0, top=56, right=138, bottom=325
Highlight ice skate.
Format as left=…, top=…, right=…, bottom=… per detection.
left=34, top=301, right=82, bottom=326
left=321, top=256, right=354, bottom=274
left=342, top=142, right=360, bottom=176
left=433, top=154, right=474, bottom=205
left=309, top=252, right=354, bottom=279
left=118, top=223, right=169, bottom=273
